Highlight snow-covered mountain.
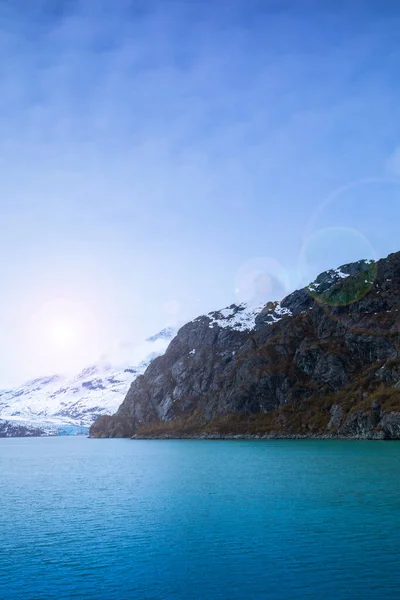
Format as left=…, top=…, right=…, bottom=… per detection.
left=0, top=328, right=177, bottom=437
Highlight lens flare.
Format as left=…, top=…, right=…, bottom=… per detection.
left=299, top=226, right=377, bottom=304
left=234, top=257, right=291, bottom=305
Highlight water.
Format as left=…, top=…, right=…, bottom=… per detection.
left=1, top=438, right=400, bottom=599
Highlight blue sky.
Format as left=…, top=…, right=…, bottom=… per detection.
left=0, top=0, right=400, bottom=384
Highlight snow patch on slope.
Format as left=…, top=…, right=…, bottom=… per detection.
left=206, top=302, right=266, bottom=332
left=308, top=268, right=351, bottom=293
left=307, top=260, right=375, bottom=294
left=202, top=300, right=293, bottom=332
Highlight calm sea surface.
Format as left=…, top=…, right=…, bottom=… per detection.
left=1, top=437, right=400, bottom=599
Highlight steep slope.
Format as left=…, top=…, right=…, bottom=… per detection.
left=90, top=251, right=400, bottom=440
left=0, top=328, right=176, bottom=437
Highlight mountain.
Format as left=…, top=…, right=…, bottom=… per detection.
left=90, top=251, right=400, bottom=440
left=146, top=327, right=177, bottom=343
left=0, top=328, right=176, bottom=437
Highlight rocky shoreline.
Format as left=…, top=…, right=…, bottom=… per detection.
left=132, top=432, right=390, bottom=441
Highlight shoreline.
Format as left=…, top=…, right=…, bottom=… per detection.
left=131, top=432, right=391, bottom=441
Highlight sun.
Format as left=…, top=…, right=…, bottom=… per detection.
left=26, top=298, right=99, bottom=375
left=48, top=317, right=77, bottom=349
left=37, top=304, right=81, bottom=352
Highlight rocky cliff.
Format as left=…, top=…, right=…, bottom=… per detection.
left=90, top=251, right=400, bottom=440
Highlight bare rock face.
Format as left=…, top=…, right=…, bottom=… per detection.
left=90, top=251, right=400, bottom=439
left=0, top=420, right=48, bottom=437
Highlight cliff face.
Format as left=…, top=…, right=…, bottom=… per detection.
left=89, top=251, right=400, bottom=440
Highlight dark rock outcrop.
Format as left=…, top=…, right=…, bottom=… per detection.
left=89, top=251, right=400, bottom=440
left=0, top=420, right=49, bottom=437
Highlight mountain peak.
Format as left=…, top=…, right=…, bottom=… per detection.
left=307, top=258, right=375, bottom=295
left=145, top=327, right=177, bottom=343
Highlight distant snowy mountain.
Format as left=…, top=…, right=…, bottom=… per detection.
left=0, top=327, right=177, bottom=437
left=146, top=327, right=177, bottom=343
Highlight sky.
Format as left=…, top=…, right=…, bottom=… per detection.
left=0, top=0, right=400, bottom=385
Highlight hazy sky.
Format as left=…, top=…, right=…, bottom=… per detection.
left=1, top=0, right=400, bottom=385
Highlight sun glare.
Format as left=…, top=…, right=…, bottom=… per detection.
left=48, top=318, right=77, bottom=348
left=26, top=298, right=99, bottom=375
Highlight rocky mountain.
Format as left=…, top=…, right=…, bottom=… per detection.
left=90, top=251, right=400, bottom=440
left=0, top=328, right=176, bottom=437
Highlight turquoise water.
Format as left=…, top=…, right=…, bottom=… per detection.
left=1, top=438, right=400, bottom=599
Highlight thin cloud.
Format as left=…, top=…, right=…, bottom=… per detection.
left=386, top=147, right=400, bottom=177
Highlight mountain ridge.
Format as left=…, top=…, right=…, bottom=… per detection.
left=89, top=251, right=400, bottom=440
left=0, top=328, right=177, bottom=437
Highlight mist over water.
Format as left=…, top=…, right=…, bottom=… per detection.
left=1, top=437, right=400, bottom=599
